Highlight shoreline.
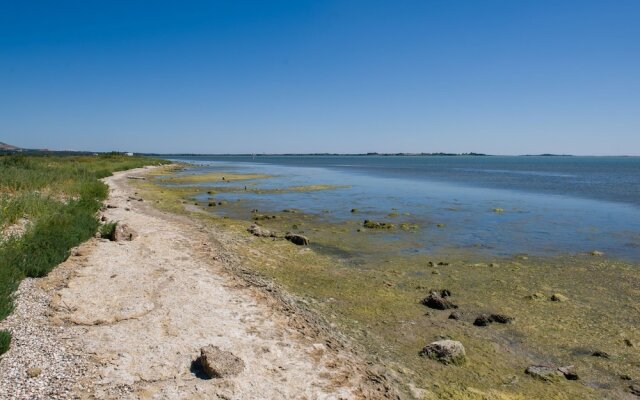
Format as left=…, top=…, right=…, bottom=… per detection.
left=0, top=166, right=401, bottom=399
left=132, top=163, right=640, bottom=399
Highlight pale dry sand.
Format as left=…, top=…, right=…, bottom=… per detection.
left=0, top=167, right=400, bottom=399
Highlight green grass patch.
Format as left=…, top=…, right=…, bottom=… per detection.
left=0, top=154, right=168, bottom=352
left=0, top=330, right=10, bottom=356
left=99, top=221, right=118, bottom=239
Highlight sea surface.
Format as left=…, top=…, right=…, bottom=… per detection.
left=168, top=155, right=640, bottom=261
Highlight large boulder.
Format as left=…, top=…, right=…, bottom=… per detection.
left=195, top=345, right=245, bottom=379
left=111, top=223, right=137, bottom=242
left=420, top=340, right=466, bottom=365
left=285, top=233, right=309, bottom=246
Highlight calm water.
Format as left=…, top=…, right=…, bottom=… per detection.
left=169, top=155, right=640, bottom=261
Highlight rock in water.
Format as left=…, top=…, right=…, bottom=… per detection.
left=421, top=291, right=457, bottom=310
left=284, top=233, right=309, bottom=246
left=111, top=223, right=137, bottom=241
left=420, top=340, right=466, bottom=365
left=247, top=223, right=273, bottom=238
left=196, top=346, right=245, bottom=378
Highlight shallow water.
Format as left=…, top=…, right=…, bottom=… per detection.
left=169, top=155, right=640, bottom=261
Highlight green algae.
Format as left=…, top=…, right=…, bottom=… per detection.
left=135, top=168, right=640, bottom=400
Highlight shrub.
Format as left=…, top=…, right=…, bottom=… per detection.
left=0, top=330, right=10, bottom=356
left=99, top=221, right=118, bottom=239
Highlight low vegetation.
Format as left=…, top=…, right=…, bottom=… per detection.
left=0, top=153, right=166, bottom=355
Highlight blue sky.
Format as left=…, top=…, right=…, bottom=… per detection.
left=1, top=1, right=638, bottom=155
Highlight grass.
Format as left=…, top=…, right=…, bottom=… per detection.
left=0, top=153, right=167, bottom=356
left=99, top=221, right=118, bottom=239
left=0, top=330, right=10, bottom=355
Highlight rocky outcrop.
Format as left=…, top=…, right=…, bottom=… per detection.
left=195, top=346, right=245, bottom=379
left=420, top=340, right=466, bottom=365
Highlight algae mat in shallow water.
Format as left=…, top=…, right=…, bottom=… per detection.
left=136, top=165, right=640, bottom=399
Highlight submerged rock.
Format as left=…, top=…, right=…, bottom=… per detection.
left=195, top=345, right=245, bottom=378
left=363, top=220, right=396, bottom=230
left=421, top=290, right=457, bottom=310
left=285, top=233, right=309, bottom=246
left=420, top=340, right=466, bottom=365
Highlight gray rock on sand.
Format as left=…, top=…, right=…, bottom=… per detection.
left=195, top=345, right=245, bottom=378
left=285, top=233, right=309, bottom=246
left=419, top=340, right=466, bottom=365
left=111, top=223, right=138, bottom=242
left=247, top=223, right=274, bottom=238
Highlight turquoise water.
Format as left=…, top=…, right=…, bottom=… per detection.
left=169, top=155, right=640, bottom=261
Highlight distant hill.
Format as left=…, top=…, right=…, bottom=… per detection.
left=0, top=142, right=21, bottom=151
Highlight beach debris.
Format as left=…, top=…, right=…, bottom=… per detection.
left=591, top=250, right=604, bottom=256
left=624, top=339, right=634, bottom=347
left=492, top=208, right=505, bottom=213
left=285, top=233, right=309, bottom=246
left=126, top=176, right=146, bottom=180
left=419, top=340, right=466, bottom=365
left=247, top=223, right=274, bottom=238
left=282, top=209, right=298, bottom=213
left=26, top=367, right=42, bottom=378
left=421, top=290, right=457, bottom=310
left=194, top=345, right=245, bottom=379
left=550, top=293, right=568, bottom=302
left=473, top=313, right=513, bottom=327
left=525, top=365, right=578, bottom=381
left=363, top=220, right=396, bottom=229
left=110, top=223, right=137, bottom=242
left=629, top=384, right=640, bottom=396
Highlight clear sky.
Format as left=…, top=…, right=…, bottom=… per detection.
left=1, top=1, right=638, bottom=155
